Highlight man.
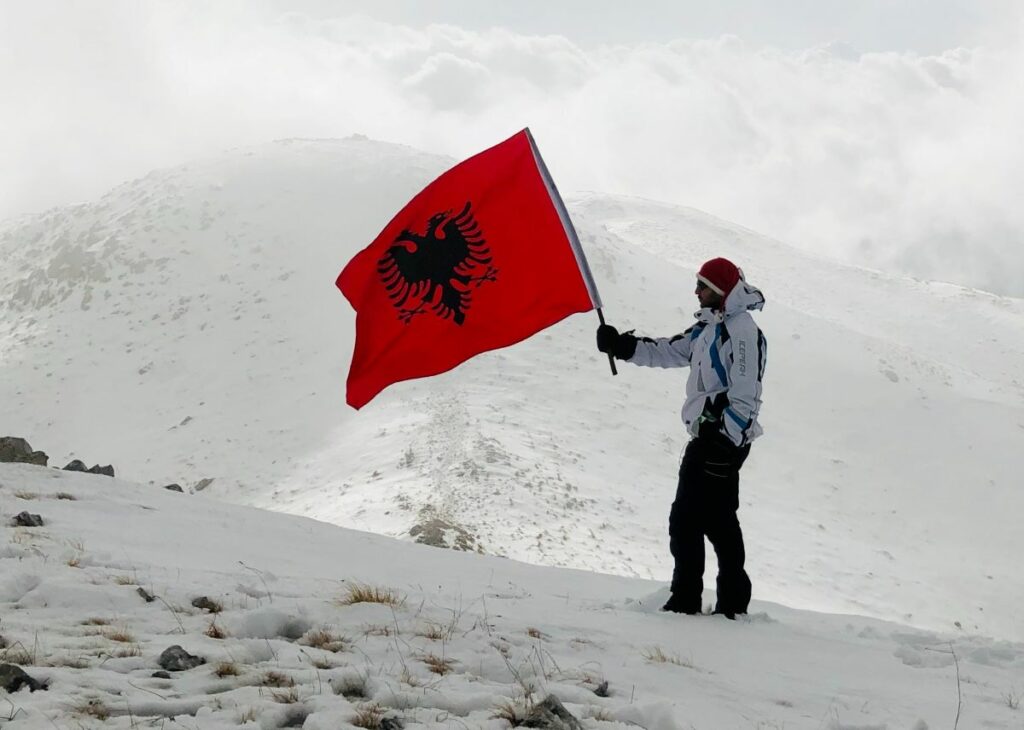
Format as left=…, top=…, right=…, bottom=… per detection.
left=596, top=257, right=766, bottom=618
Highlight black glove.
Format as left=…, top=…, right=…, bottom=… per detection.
left=596, top=324, right=638, bottom=360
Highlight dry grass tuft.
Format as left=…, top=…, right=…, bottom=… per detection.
left=55, top=492, right=77, bottom=500
left=66, top=556, right=82, bottom=568
left=76, top=699, right=111, bottom=721
left=338, top=583, right=405, bottom=607
left=399, top=666, right=422, bottom=687
left=112, top=644, right=142, bottom=658
left=238, top=707, right=259, bottom=723
left=1, top=644, right=34, bottom=665
left=102, top=627, right=134, bottom=643
left=270, top=687, right=301, bottom=704
left=205, top=620, right=227, bottom=640
left=421, top=652, right=455, bottom=675
left=300, top=628, right=349, bottom=652
left=415, top=622, right=447, bottom=641
left=641, top=646, right=694, bottom=668
left=333, top=675, right=368, bottom=700
left=113, top=574, right=136, bottom=586
left=351, top=703, right=385, bottom=730
left=261, top=670, right=295, bottom=688
left=526, top=627, right=544, bottom=640
left=214, top=661, right=241, bottom=678
left=362, top=624, right=393, bottom=637
left=13, top=491, right=38, bottom=500
left=81, top=617, right=111, bottom=626
left=492, top=700, right=528, bottom=726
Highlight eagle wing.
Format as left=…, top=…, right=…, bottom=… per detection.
left=377, top=237, right=431, bottom=310
left=441, top=202, right=492, bottom=273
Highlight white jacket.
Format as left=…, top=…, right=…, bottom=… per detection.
left=627, top=281, right=767, bottom=447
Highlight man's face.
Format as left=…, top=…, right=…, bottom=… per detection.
left=695, top=280, right=723, bottom=309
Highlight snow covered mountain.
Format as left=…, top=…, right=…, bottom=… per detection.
left=1, top=137, right=1023, bottom=641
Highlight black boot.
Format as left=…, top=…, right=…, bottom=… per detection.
left=661, top=594, right=701, bottom=614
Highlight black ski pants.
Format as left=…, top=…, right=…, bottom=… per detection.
left=668, top=436, right=752, bottom=615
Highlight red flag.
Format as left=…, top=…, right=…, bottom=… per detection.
left=337, top=129, right=600, bottom=409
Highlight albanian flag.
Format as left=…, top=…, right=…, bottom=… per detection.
left=337, top=128, right=602, bottom=409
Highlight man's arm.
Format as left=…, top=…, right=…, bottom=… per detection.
left=627, top=325, right=702, bottom=368
left=721, top=317, right=766, bottom=446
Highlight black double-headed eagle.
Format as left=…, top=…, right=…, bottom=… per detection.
left=377, top=202, right=497, bottom=325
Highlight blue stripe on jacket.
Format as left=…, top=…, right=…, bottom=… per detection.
left=725, top=407, right=747, bottom=428
left=709, top=324, right=728, bottom=386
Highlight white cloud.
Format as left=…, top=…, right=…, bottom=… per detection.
left=2, top=3, right=1023, bottom=293
left=401, top=52, right=492, bottom=110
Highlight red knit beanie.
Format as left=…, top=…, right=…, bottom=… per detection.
left=697, top=257, right=741, bottom=298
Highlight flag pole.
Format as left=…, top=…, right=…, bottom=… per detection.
left=524, top=128, right=617, bottom=376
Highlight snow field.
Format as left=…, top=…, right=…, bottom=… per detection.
left=2, top=463, right=1024, bottom=729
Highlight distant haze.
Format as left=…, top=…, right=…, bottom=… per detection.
left=3, top=1, right=1023, bottom=294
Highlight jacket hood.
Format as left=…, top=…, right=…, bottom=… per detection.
left=695, top=279, right=765, bottom=323
left=724, top=280, right=765, bottom=315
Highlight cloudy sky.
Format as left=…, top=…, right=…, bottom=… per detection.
left=3, top=1, right=1023, bottom=294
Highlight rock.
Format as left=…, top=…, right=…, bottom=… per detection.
left=12, top=511, right=44, bottom=527
left=593, top=680, right=609, bottom=698
left=380, top=718, right=404, bottom=730
left=63, top=461, right=114, bottom=476
left=191, top=596, right=221, bottom=613
left=151, top=671, right=172, bottom=679
left=25, top=452, right=48, bottom=466
left=163, top=483, right=184, bottom=493
left=193, top=478, right=215, bottom=492
left=0, top=663, right=46, bottom=693
left=0, top=437, right=48, bottom=466
left=523, top=695, right=583, bottom=730
left=137, top=587, right=156, bottom=603
left=0, top=437, right=32, bottom=461
left=158, top=645, right=205, bottom=672
left=409, top=506, right=482, bottom=552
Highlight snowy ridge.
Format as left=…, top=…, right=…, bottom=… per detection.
left=2, top=463, right=1023, bottom=729
left=1, top=138, right=1023, bottom=641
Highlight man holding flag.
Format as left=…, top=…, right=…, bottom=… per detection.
left=337, top=129, right=766, bottom=621
left=596, top=259, right=767, bottom=619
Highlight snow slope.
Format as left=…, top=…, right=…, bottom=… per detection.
left=2, top=463, right=1023, bottom=729
left=1, top=137, right=1023, bottom=641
